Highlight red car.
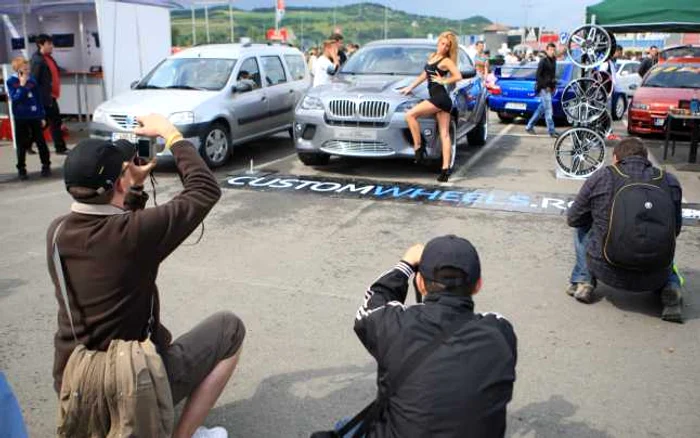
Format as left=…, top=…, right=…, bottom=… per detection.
left=628, top=59, right=700, bottom=135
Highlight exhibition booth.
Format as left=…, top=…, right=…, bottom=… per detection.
left=0, top=0, right=177, bottom=141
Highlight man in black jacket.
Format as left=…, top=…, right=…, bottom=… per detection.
left=566, top=138, right=684, bottom=322
left=638, top=46, right=659, bottom=79
left=351, top=235, right=517, bottom=437
left=526, top=43, right=558, bottom=137
left=30, top=34, right=68, bottom=154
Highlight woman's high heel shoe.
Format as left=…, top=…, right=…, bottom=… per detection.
left=437, top=168, right=451, bottom=183
left=413, top=145, right=426, bottom=164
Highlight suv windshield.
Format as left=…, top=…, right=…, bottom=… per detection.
left=137, top=58, right=237, bottom=91
left=342, top=45, right=435, bottom=75
left=644, top=64, right=700, bottom=88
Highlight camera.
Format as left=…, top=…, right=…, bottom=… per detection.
left=136, top=137, right=164, bottom=160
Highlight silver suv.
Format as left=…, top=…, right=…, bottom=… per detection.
left=294, top=39, right=489, bottom=167
left=90, top=43, right=309, bottom=167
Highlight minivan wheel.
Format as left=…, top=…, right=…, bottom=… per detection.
left=200, top=122, right=231, bottom=168
left=467, top=109, right=488, bottom=146
left=298, top=152, right=330, bottom=166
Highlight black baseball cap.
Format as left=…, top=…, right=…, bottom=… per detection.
left=64, top=139, right=136, bottom=193
left=419, top=235, right=481, bottom=289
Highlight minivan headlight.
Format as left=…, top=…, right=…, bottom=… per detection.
left=300, top=96, right=323, bottom=110
left=396, top=100, right=420, bottom=112
left=92, top=107, right=107, bottom=123
left=169, top=111, right=195, bottom=125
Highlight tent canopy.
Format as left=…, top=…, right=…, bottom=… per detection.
left=0, top=1, right=192, bottom=15
left=586, top=0, right=700, bottom=33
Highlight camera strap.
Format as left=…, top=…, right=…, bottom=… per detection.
left=341, top=312, right=476, bottom=438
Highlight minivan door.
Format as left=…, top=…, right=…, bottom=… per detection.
left=232, top=57, right=269, bottom=139
left=260, top=55, right=296, bottom=128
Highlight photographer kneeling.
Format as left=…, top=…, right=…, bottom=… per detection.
left=47, top=114, right=244, bottom=438
left=329, top=236, right=517, bottom=438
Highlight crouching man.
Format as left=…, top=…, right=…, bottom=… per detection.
left=566, top=137, right=684, bottom=322
left=48, top=114, right=245, bottom=438
left=341, top=235, right=517, bottom=437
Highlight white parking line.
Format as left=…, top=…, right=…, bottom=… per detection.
left=451, top=124, right=514, bottom=180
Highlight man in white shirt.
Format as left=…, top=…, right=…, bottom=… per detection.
left=312, top=40, right=340, bottom=87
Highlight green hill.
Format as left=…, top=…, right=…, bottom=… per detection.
left=171, top=2, right=491, bottom=48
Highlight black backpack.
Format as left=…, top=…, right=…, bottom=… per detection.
left=603, top=164, right=676, bottom=271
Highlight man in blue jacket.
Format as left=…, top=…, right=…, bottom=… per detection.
left=7, top=56, right=51, bottom=180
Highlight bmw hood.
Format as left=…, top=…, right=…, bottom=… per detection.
left=96, top=89, right=217, bottom=116
left=309, top=74, right=429, bottom=100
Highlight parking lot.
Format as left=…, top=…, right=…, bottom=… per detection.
left=1, top=112, right=699, bottom=437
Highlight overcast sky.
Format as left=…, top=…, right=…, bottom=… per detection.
left=231, top=0, right=605, bottom=32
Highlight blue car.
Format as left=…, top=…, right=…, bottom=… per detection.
left=488, top=61, right=577, bottom=123
left=488, top=61, right=629, bottom=124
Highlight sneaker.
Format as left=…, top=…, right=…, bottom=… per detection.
left=549, top=131, right=560, bottom=138
left=525, top=127, right=536, bottom=134
left=573, top=282, right=595, bottom=304
left=565, top=283, right=578, bottom=296
left=192, top=426, right=228, bottom=438
left=661, top=284, right=683, bottom=323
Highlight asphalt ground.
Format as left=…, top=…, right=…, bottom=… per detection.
left=1, top=113, right=699, bottom=437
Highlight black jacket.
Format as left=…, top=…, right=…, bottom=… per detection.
left=354, top=261, right=517, bottom=438
left=535, top=56, right=556, bottom=93
left=567, top=157, right=682, bottom=291
left=30, top=50, right=55, bottom=107
left=638, top=56, right=658, bottom=79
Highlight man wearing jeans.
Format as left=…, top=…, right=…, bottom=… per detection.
left=526, top=43, right=558, bottom=138
left=566, top=138, right=684, bottom=322
left=31, top=34, right=68, bottom=154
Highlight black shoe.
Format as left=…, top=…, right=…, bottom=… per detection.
left=661, top=284, right=683, bottom=323
left=41, top=167, right=52, bottom=177
left=413, top=145, right=426, bottom=164
left=55, top=149, right=69, bottom=155
left=18, top=171, right=28, bottom=181
left=26, top=148, right=37, bottom=155
left=437, top=168, right=451, bottom=183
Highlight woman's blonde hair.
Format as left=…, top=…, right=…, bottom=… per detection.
left=437, top=31, right=459, bottom=64
left=11, top=56, right=28, bottom=73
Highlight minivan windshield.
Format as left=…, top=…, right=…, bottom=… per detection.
left=644, top=64, right=700, bottom=89
left=137, top=58, right=237, bottom=91
left=342, top=45, right=435, bottom=76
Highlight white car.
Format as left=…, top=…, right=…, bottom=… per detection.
left=616, top=60, right=641, bottom=97
left=91, top=43, right=310, bottom=167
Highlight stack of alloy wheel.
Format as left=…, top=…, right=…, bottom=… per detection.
left=554, top=25, right=617, bottom=178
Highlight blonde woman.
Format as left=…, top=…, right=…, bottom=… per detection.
left=401, top=32, right=462, bottom=182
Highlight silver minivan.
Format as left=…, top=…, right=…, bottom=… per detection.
left=90, top=43, right=309, bottom=167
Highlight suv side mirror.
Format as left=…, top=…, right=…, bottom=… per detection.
left=460, top=68, right=477, bottom=79
left=130, top=80, right=140, bottom=89
left=233, top=81, right=253, bottom=93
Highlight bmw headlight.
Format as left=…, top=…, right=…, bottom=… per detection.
left=630, top=102, right=649, bottom=110
left=169, top=111, right=195, bottom=125
left=396, top=100, right=420, bottom=112
left=300, top=96, right=323, bottom=110
left=92, top=106, right=108, bottom=123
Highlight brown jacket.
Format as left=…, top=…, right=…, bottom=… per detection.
left=47, top=140, right=222, bottom=393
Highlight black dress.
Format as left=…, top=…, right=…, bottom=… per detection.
left=425, top=57, right=452, bottom=112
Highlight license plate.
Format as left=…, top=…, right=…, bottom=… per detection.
left=111, top=132, right=138, bottom=143
left=505, top=102, right=527, bottom=111
left=653, top=118, right=665, bottom=127
left=334, top=127, right=377, bottom=141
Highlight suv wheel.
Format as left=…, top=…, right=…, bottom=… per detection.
left=200, top=122, right=231, bottom=168
left=298, top=152, right=330, bottom=166
left=467, top=109, right=488, bottom=146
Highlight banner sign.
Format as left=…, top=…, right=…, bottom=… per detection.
left=223, top=172, right=700, bottom=226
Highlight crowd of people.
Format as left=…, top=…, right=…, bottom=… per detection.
left=6, top=34, right=68, bottom=181
left=305, top=32, right=361, bottom=87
